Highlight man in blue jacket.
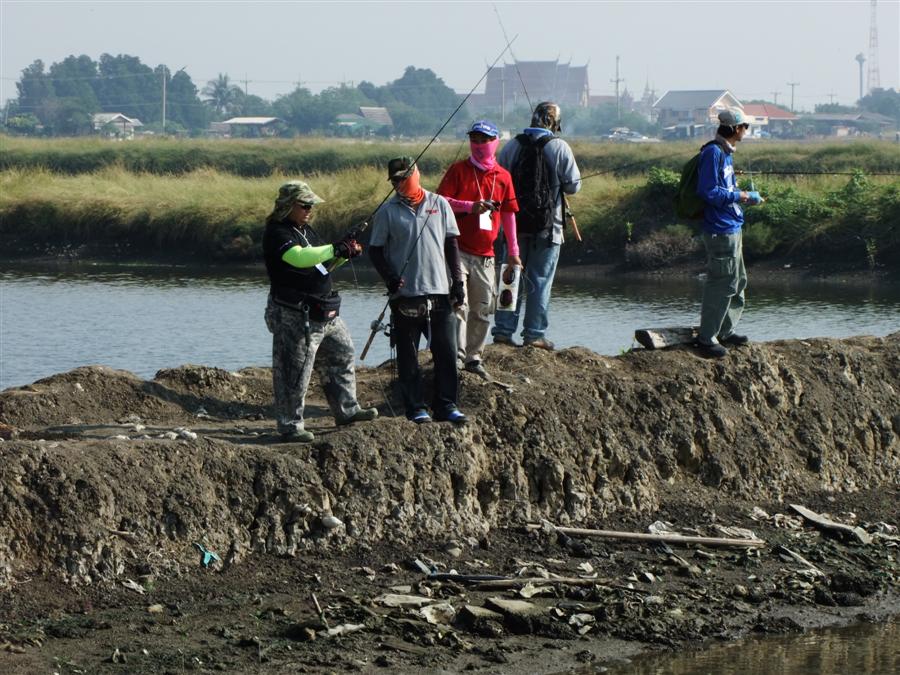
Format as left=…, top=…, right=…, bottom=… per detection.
left=695, top=109, right=763, bottom=358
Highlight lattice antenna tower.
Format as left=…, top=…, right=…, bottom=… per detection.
left=867, top=0, right=881, bottom=93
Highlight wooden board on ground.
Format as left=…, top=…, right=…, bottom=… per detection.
left=634, top=326, right=699, bottom=350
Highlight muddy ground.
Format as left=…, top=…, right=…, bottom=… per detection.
left=1, top=334, right=898, bottom=673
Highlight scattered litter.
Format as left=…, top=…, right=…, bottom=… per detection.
left=194, top=542, right=221, bottom=568
left=577, top=561, right=594, bottom=575
left=749, top=507, right=770, bottom=521
left=374, top=594, right=434, bottom=609
left=176, top=428, right=198, bottom=441
left=147, top=604, right=165, bottom=613
left=649, top=520, right=678, bottom=535
left=419, top=602, right=456, bottom=625
left=325, top=623, right=365, bottom=638
left=121, top=578, right=145, bottom=594
left=790, top=504, right=873, bottom=545
left=715, top=525, right=758, bottom=540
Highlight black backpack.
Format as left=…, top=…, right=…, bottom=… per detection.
left=510, top=133, right=555, bottom=234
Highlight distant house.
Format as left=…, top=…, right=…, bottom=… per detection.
left=334, top=107, right=393, bottom=136
left=653, top=90, right=742, bottom=138
left=219, top=116, right=285, bottom=137
left=797, top=112, right=896, bottom=137
left=741, top=103, right=796, bottom=137
left=93, top=112, right=143, bottom=138
left=358, top=107, right=393, bottom=128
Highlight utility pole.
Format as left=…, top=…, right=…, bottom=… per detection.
left=610, top=55, right=624, bottom=121
left=867, top=0, right=880, bottom=93
left=770, top=91, right=781, bottom=105
left=162, top=66, right=167, bottom=133
left=500, top=68, right=506, bottom=123
left=786, top=81, right=799, bottom=112
left=244, top=74, right=249, bottom=95
left=855, top=53, right=866, bottom=102
left=162, top=66, right=186, bottom=134
left=827, top=91, right=837, bottom=105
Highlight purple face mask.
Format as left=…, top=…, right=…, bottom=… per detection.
left=470, top=138, right=500, bottom=170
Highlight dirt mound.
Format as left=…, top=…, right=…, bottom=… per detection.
left=0, top=334, right=898, bottom=587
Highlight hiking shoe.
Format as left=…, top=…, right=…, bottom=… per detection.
left=280, top=428, right=315, bottom=443
left=719, top=333, right=749, bottom=347
left=464, top=360, right=490, bottom=379
left=524, top=337, right=555, bottom=351
left=409, top=409, right=432, bottom=424
left=696, top=340, right=728, bottom=359
left=435, top=408, right=468, bottom=424
left=493, top=334, right=519, bottom=346
left=336, top=407, right=379, bottom=426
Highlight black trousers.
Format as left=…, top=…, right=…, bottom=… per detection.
left=391, top=295, right=459, bottom=417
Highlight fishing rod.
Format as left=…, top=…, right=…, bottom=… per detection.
left=492, top=4, right=582, bottom=241
left=358, top=39, right=518, bottom=361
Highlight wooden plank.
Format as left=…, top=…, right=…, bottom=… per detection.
left=634, top=326, right=699, bottom=350
left=526, top=522, right=765, bottom=549
left=789, top=504, right=872, bottom=545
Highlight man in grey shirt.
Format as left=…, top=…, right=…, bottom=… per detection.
left=369, top=156, right=468, bottom=424
left=493, top=101, right=581, bottom=350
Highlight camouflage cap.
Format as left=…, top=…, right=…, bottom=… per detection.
left=271, top=181, right=324, bottom=221
left=387, top=156, right=416, bottom=180
left=531, top=101, right=562, bottom=133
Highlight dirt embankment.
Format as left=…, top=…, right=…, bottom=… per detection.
left=0, top=335, right=898, bottom=672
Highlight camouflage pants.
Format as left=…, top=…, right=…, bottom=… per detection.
left=265, top=296, right=361, bottom=434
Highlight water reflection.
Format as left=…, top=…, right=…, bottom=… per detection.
left=601, top=620, right=899, bottom=675
left=1, top=263, right=898, bottom=390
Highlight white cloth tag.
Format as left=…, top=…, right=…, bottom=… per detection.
left=315, top=263, right=328, bottom=275
left=479, top=211, right=493, bottom=231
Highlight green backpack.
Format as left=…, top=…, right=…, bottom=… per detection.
left=673, top=140, right=722, bottom=220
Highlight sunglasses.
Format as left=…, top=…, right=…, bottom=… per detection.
left=296, top=202, right=314, bottom=211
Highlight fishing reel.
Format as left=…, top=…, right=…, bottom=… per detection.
left=370, top=318, right=391, bottom=338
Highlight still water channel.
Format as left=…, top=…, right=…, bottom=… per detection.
left=1, top=263, right=898, bottom=390
left=599, top=619, right=899, bottom=675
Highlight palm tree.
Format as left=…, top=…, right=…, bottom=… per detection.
left=202, top=74, right=241, bottom=116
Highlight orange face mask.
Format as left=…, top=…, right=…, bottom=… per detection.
left=395, top=165, right=425, bottom=206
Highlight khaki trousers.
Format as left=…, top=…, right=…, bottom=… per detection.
left=456, top=251, right=496, bottom=364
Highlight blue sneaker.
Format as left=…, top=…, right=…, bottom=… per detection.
left=437, top=408, right=468, bottom=424
left=409, top=409, right=432, bottom=424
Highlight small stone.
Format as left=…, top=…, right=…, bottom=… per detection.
left=484, top=597, right=543, bottom=618
left=321, top=516, right=343, bottom=530
left=176, top=429, right=198, bottom=441
left=732, top=584, right=749, bottom=598
left=147, top=604, right=165, bottom=614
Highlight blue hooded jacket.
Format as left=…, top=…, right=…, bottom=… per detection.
left=696, top=141, right=743, bottom=235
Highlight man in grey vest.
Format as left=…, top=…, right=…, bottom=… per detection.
left=492, top=102, right=581, bottom=350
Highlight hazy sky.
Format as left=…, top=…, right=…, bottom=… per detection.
left=2, top=0, right=898, bottom=111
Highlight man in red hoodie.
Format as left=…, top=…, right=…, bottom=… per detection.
left=437, top=120, right=521, bottom=379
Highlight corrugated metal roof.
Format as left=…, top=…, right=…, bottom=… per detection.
left=359, top=107, right=393, bottom=126
left=742, top=103, right=796, bottom=119
left=222, top=117, right=282, bottom=125
left=653, top=90, right=735, bottom=109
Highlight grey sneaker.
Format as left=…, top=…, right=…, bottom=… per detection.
left=524, top=337, right=555, bottom=351
left=696, top=340, right=728, bottom=358
left=336, top=407, right=379, bottom=426
left=464, top=360, right=490, bottom=379
left=719, top=333, right=749, bottom=347
left=280, top=428, right=315, bottom=442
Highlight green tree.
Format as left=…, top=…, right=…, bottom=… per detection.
left=96, top=54, right=158, bottom=122
left=859, top=88, right=900, bottom=124
left=164, top=68, right=209, bottom=132
left=202, top=74, right=242, bottom=117
left=15, top=60, right=54, bottom=123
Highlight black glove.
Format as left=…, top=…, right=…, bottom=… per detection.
left=450, top=280, right=465, bottom=308
left=333, top=237, right=361, bottom=260
left=387, top=275, right=404, bottom=294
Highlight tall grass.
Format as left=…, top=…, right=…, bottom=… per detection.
left=3, top=135, right=898, bottom=177
left=2, top=165, right=897, bottom=267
